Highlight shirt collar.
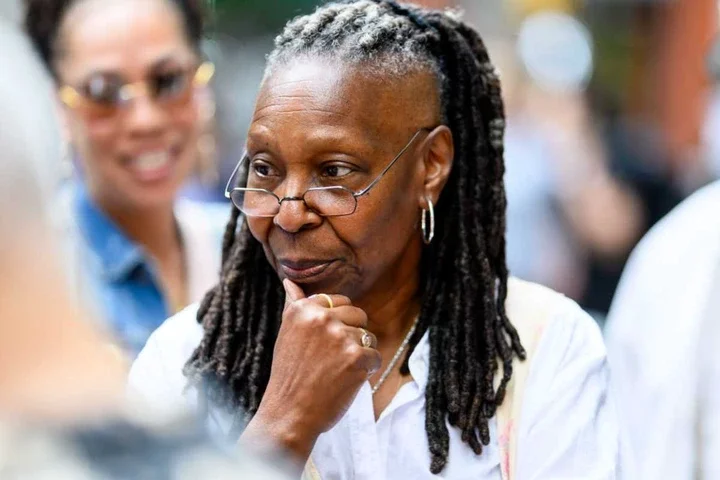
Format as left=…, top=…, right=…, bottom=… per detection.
left=407, top=329, right=431, bottom=391
left=73, top=183, right=145, bottom=281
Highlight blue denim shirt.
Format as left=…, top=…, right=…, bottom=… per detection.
left=70, top=184, right=227, bottom=356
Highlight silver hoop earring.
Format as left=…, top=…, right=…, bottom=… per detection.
left=421, top=198, right=435, bottom=245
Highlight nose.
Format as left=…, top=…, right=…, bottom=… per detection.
left=273, top=195, right=323, bottom=233
left=124, top=94, right=166, bottom=136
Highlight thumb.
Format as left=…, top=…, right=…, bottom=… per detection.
left=282, top=278, right=305, bottom=311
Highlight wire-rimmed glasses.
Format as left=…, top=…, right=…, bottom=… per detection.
left=224, top=128, right=432, bottom=217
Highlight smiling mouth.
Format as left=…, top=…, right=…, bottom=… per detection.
left=123, top=145, right=182, bottom=183
left=278, top=259, right=337, bottom=282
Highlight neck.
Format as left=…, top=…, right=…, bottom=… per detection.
left=95, top=195, right=180, bottom=259
left=357, top=241, right=423, bottom=344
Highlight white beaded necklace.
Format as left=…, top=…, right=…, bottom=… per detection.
left=371, top=317, right=419, bottom=395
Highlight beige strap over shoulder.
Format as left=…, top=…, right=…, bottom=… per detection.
left=302, top=277, right=557, bottom=480
left=495, top=278, right=558, bottom=480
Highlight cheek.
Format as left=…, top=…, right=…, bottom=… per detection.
left=176, top=95, right=205, bottom=135
left=247, top=217, right=278, bottom=269
left=70, top=116, right=116, bottom=163
left=247, top=216, right=273, bottom=246
left=173, top=105, right=200, bottom=134
left=339, top=188, right=419, bottom=262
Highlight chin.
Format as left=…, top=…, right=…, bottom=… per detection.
left=296, top=275, right=362, bottom=300
left=119, top=182, right=184, bottom=210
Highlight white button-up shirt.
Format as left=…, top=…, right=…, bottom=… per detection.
left=129, top=281, right=619, bottom=479
left=606, top=181, right=720, bottom=480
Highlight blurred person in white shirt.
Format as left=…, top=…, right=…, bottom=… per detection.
left=606, top=181, right=720, bottom=479
left=605, top=10, right=720, bottom=472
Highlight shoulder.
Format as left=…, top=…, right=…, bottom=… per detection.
left=506, top=278, right=607, bottom=405
left=605, top=181, right=720, bottom=349
left=127, top=304, right=205, bottom=418
left=132, top=303, right=204, bottom=373
left=627, top=181, right=720, bottom=271
left=148, top=303, right=205, bottom=355
left=508, top=280, right=618, bottom=477
left=175, top=200, right=231, bottom=300
left=506, top=277, right=603, bottom=360
left=175, top=199, right=231, bottom=240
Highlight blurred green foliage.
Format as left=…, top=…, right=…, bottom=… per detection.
left=211, top=0, right=321, bottom=32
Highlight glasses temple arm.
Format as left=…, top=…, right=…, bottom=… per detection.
left=356, top=129, right=426, bottom=196
left=224, top=155, right=246, bottom=198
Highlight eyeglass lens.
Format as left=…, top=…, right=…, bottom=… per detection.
left=229, top=188, right=357, bottom=217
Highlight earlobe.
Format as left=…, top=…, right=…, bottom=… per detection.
left=420, top=125, right=454, bottom=205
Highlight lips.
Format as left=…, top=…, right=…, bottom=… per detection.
left=278, top=259, right=337, bottom=281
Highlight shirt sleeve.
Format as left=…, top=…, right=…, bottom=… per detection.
left=516, top=299, right=620, bottom=479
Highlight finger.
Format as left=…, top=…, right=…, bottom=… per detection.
left=358, top=328, right=378, bottom=349
left=359, top=348, right=382, bottom=375
left=283, top=279, right=305, bottom=312
left=342, top=325, right=377, bottom=348
left=307, top=293, right=352, bottom=310
left=331, top=306, right=368, bottom=329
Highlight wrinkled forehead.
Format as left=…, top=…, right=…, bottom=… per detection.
left=255, top=56, right=441, bottom=140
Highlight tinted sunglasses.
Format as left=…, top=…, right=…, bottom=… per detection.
left=59, top=62, right=214, bottom=118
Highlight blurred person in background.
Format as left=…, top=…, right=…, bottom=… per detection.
left=130, top=1, right=619, bottom=478
left=495, top=39, right=587, bottom=301
left=605, top=177, right=720, bottom=479
left=0, top=10, right=289, bottom=479
left=495, top=10, right=683, bottom=322
left=24, top=0, right=228, bottom=357
left=497, top=14, right=645, bottom=321
left=0, top=0, right=124, bottom=428
left=605, top=24, right=720, bottom=478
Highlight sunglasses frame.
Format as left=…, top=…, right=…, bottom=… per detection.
left=58, top=61, right=215, bottom=111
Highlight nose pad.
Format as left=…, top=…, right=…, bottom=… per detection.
left=273, top=197, right=322, bottom=233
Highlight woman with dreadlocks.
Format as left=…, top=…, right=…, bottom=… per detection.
left=130, top=1, right=620, bottom=477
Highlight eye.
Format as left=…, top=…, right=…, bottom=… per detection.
left=83, top=74, right=123, bottom=105
left=250, top=160, right=279, bottom=177
left=322, top=164, right=354, bottom=178
left=153, top=70, right=189, bottom=98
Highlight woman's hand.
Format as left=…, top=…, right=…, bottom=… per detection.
left=241, top=279, right=381, bottom=463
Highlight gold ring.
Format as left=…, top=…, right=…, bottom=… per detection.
left=360, top=328, right=374, bottom=348
left=319, top=293, right=333, bottom=309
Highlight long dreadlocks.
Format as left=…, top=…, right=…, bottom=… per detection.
left=185, top=0, right=526, bottom=473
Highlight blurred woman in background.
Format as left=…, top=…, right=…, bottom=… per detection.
left=24, top=0, right=228, bottom=356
